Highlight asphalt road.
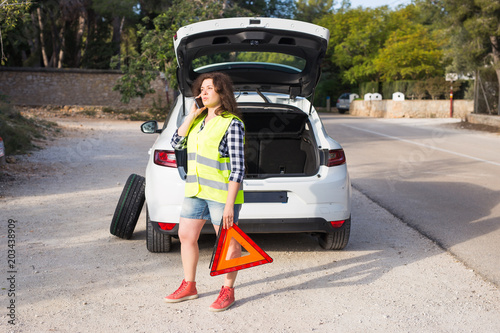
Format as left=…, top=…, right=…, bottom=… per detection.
left=321, top=114, right=500, bottom=287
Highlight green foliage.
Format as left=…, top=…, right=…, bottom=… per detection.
left=408, top=80, right=428, bottom=100
left=359, top=81, right=380, bottom=97
left=114, top=0, right=252, bottom=103
left=374, top=24, right=444, bottom=81
left=294, top=0, right=333, bottom=23
left=0, top=0, right=32, bottom=65
left=81, top=19, right=116, bottom=69
left=425, top=76, right=459, bottom=99
left=1, top=0, right=497, bottom=110
left=318, top=7, right=392, bottom=85
left=442, top=0, right=499, bottom=113
left=0, top=0, right=31, bottom=32
left=91, top=0, right=139, bottom=19
left=443, top=3, right=500, bottom=72
left=382, top=81, right=413, bottom=99
left=264, top=0, right=295, bottom=18
left=318, top=2, right=448, bottom=100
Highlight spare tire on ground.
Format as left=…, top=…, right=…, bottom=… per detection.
left=110, top=174, right=145, bottom=239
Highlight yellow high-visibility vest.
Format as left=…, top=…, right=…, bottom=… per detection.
left=185, top=114, right=244, bottom=204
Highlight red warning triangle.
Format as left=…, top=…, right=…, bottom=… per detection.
left=210, top=224, right=273, bottom=276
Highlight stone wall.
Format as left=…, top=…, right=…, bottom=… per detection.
left=350, top=100, right=474, bottom=118
left=467, top=113, right=500, bottom=128
left=0, top=68, right=168, bottom=110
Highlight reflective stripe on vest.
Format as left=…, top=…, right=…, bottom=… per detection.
left=187, top=153, right=230, bottom=171
left=185, top=114, right=244, bottom=204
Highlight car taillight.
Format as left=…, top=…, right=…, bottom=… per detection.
left=154, top=150, right=177, bottom=168
left=330, top=220, right=345, bottom=228
left=158, top=222, right=176, bottom=230
left=327, top=149, right=346, bottom=167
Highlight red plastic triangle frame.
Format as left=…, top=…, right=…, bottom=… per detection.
left=210, top=224, right=273, bottom=276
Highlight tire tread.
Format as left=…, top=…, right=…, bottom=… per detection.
left=110, top=174, right=145, bottom=239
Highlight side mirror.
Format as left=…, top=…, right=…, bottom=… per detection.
left=141, top=120, right=160, bottom=134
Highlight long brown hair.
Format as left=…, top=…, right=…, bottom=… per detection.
left=192, top=72, right=243, bottom=120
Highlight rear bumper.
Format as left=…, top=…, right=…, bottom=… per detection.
left=151, top=217, right=350, bottom=235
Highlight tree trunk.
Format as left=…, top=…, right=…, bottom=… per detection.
left=29, top=12, right=41, bottom=67
left=49, top=9, right=59, bottom=68
left=490, top=35, right=500, bottom=115
left=495, top=67, right=500, bottom=116
left=111, top=16, right=123, bottom=57
left=82, top=8, right=96, bottom=66
left=57, top=23, right=66, bottom=68
left=37, top=8, right=49, bottom=67
left=75, top=14, right=86, bottom=67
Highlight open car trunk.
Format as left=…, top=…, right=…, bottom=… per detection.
left=175, top=103, right=320, bottom=179
left=241, top=103, right=319, bottom=179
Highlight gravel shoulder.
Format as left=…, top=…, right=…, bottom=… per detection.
left=1, top=116, right=500, bottom=332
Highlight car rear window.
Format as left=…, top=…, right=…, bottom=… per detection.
left=192, top=51, right=306, bottom=72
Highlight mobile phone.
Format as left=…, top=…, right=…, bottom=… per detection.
left=195, top=97, right=203, bottom=109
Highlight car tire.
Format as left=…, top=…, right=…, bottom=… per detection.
left=146, top=207, right=172, bottom=253
left=318, top=218, right=351, bottom=250
left=110, top=174, right=145, bottom=239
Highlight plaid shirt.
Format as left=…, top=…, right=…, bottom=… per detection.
left=171, top=118, right=245, bottom=183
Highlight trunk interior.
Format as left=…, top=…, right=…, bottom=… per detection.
left=241, top=104, right=319, bottom=179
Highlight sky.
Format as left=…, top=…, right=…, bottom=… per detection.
left=348, top=0, right=412, bottom=9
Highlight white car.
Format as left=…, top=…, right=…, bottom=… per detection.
left=336, top=93, right=359, bottom=114
left=110, top=17, right=352, bottom=252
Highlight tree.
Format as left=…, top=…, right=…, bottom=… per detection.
left=91, top=0, right=140, bottom=63
left=443, top=0, right=500, bottom=114
left=113, top=0, right=252, bottom=103
left=373, top=23, right=444, bottom=81
left=294, top=0, right=334, bottom=23
left=265, top=0, right=295, bottom=18
left=0, top=0, right=32, bottom=64
left=318, top=6, right=392, bottom=85
left=425, top=76, right=447, bottom=99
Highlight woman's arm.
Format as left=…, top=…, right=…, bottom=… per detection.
left=222, top=119, right=245, bottom=229
left=178, top=97, right=206, bottom=137
left=222, top=181, right=241, bottom=229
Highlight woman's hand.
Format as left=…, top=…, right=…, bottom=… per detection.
left=178, top=95, right=206, bottom=136
left=190, top=94, right=206, bottom=118
left=222, top=204, right=234, bottom=229
left=223, top=181, right=240, bottom=229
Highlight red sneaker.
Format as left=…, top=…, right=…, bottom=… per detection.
left=164, top=280, right=198, bottom=303
left=209, top=286, right=235, bottom=312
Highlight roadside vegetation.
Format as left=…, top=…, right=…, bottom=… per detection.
left=0, top=99, right=59, bottom=155
left=1, top=0, right=498, bottom=113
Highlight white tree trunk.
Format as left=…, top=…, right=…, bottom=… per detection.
left=37, top=7, right=49, bottom=67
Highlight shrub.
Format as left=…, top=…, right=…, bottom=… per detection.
left=0, top=101, right=58, bottom=155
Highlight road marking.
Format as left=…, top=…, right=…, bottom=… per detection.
left=342, top=124, right=500, bottom=167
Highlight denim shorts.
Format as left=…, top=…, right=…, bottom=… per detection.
left=180, top=197, right=242, bottom=226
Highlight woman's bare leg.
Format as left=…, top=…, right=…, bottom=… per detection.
left=178, top=217, right=206, bottom=281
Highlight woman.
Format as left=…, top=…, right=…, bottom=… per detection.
left=164, top=72, right=245, bottom=312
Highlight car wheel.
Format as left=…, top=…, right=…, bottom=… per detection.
left=146, top=207, right=172, bottom=253
left=318, top=218, right=351, bottom=250
left=110, top=174, right=145, bottom=239
left=338, top=109, right=347, bottom=114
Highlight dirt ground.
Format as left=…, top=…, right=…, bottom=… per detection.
left=1, top=113, right=500, bottom=332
